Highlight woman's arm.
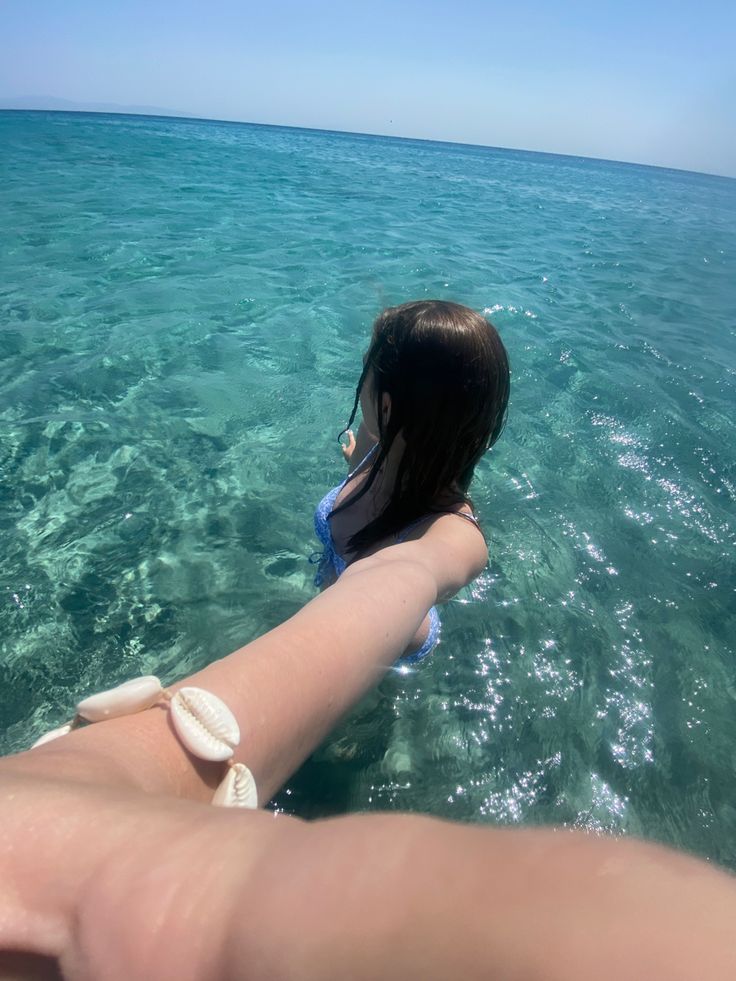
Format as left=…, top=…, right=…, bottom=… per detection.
left=4, top=503, right=486, bottom=808
left=3, top=506, right=484, bottom=809
left=2, top=551, right=438, bottom=804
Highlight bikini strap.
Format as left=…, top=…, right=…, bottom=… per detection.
left=347, top=442, right=379, bottom=478
left=395, top=509, right=481, bottom=543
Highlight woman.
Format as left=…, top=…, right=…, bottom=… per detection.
left=313, top=300, right=510, bottom=659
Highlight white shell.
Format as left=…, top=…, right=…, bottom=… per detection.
left=212, top=763, right=258, bottom=809
left=170, top=686, right=240, bottom=762
left=77, top=675, right=163, bottom=722
left=32, top=723, right=73, bottom=748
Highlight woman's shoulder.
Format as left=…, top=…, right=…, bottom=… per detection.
left=402, top=504, right=487, bottom=568
left=390, top=507, right=487, bottom=599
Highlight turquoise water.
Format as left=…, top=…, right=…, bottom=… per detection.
left=2, top=110, right=735, bottom=864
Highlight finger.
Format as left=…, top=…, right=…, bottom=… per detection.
left=340, top=431, right=355, bottom=459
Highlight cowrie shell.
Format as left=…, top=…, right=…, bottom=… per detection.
left=32, top=723, right=73, bottom=748
left=77, top=675, right=163, bottom=723
left=212, top=763, right=258, bottom=809
left=170, top=686, right=240, bottom=762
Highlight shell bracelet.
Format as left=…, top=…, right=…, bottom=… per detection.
left=30, top=675, right=258, bottom=809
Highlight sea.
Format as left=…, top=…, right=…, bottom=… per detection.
left=1, top=110, right=734, bottom=866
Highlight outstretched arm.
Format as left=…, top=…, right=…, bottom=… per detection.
left=3, top=551, right=439, bottom=805
left=2, top=771, right=735, bottom=980
left=2, top=548, right=736, bottom=979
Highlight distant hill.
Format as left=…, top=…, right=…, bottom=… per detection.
left=0, top=95, right=190, bottom=118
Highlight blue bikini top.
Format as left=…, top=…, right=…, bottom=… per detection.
left=313, top=480, right=351, bottom=584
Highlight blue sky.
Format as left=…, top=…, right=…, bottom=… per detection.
left=2, top=0, right=734, bottom=176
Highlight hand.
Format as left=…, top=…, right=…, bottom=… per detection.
left=340, top=429, right=356, bottom=464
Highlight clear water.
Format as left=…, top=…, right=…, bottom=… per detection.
left=2, top=111, right=735, bottom=866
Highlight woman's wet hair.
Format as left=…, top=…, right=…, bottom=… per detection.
left=333, top=299, right=510, bottom=553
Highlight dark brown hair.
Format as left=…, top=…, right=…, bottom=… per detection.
left=333, top=299, right=510, bottom=553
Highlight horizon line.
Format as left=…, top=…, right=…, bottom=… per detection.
left=1, top=105, right=734, bottom=183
